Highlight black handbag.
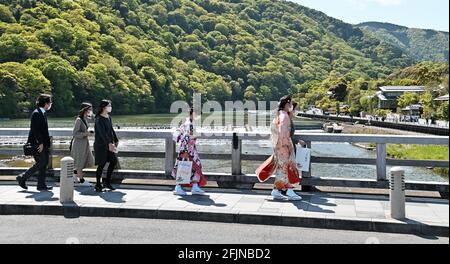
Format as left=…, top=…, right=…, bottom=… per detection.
left=23, top=143, right=37, bottom=156
left=69, top=137, right=74, bottom=152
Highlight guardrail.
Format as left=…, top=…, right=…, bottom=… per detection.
left=0, top=128, right=448, bottom=197
left=299, top=113, right=449, bottom=136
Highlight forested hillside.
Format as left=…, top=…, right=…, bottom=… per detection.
left=0, top=0, right=442, bottom=117
left=358, top=22, right=449, bottom=63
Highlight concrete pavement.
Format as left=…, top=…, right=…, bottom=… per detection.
left=0, top=183, right=448, bottom=237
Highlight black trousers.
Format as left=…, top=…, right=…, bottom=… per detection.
left=21, top=149, right=49, bottom=187
left=95, top=151, right=117, bottom=185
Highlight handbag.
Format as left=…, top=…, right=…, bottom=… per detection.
left=296, top=147, right=311, bottom=172
left=23, top=143, right=37, bottom=156
left=69, top=138, right=74, bottom=152
left=176, top=160, right=193, bottom=185
left=256, top=155, right=275, bottom=182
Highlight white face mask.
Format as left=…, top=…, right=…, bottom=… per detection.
left=87, top=110, right=93, bottom=118
left=106, top=106, right=112, bottom=113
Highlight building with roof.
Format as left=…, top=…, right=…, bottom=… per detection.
left=401, top=104, right=423, bottom=117
left=376, top=86, right=425, bottom=110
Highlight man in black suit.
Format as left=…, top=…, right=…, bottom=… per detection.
left=17, top=94, right=53, bottom=191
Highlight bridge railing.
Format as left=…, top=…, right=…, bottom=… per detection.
left=298, top=113, right=449, bottom=136
left=0, top=128, right=448, bottom=196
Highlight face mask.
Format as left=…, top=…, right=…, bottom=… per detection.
left=87, top=110, right=93, bottom=118
left=106, top=106, right=112, bottom=113
left=47, top=104, right=52, bottom=111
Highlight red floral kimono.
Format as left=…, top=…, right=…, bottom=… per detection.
left=171, top=118, right=207, bottom=187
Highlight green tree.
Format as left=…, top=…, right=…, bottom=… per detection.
left=214, top=23, right=229, bottom=36
left=419, top=91, right=434, bottom=119
left=436, top=102, right=449, bottom=120
left=0, top=34, right=28, bottom=63
left=26, top=56, right=78, bottom=116
left=397, top=92, right=419, bottom=109
left=0, top=62, right=51, bottom=113
left=0, top=4, right=15, bottom=23
left=0, top=69, right=19, bottom=117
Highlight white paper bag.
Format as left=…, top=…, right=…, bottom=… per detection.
left=296, top=147, right=311, bottom=172
left=176, top=160, right=193, bottom=185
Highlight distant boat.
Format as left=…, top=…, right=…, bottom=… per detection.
left=332, top=123, right=343, bottom=133
left=323, top=122, right=343, bottom=133
left=323, top=123, right=334, bottom=133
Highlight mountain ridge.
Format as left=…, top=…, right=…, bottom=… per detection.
left=0, top=0, right=447, bottom=118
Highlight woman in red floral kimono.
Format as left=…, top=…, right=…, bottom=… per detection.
left=172, top=108, right=207, bottom=196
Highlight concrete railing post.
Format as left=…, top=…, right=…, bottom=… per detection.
left=390, top=167, right=406, bottom=220
left=376, top=143, right=387, bottom=181
left=165, top=138, right=176, bottom=176
left=60, top=157, right=74, bottom=204
left=232, top=133, right=242, bottom=176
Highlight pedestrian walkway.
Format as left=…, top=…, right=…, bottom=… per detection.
left=0, top=184, right=448, bottom=236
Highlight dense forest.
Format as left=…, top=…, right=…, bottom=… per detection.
left=358, top=22, right=449, bottom=63
left=0, top=0, right=447, bottom=118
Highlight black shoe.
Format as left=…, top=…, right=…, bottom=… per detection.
left=16, top=176, right=27, bottom=190
left=37, top=185, right=53, bottom=191
left=103, top=182, right=116, bottom=191
left=94, top=184, right=104, bottom=192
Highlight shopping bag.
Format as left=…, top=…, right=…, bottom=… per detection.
left=296, top=147, right=311, bottom=172
left=176, top=160, right=193, bottom=185
left=256, top=155, right=275, bottom=182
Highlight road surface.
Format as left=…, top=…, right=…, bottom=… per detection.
left=0, top=215, right=447, bottom=244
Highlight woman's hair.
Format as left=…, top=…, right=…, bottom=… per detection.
left=96, top=99, right=111, bottom=117
left=78, top=102, right=92, bottom=118
left=278, top=95, right=292, bottom=111
left=36, top=94, right=52, bottom=108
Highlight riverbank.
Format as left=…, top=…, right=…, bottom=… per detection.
left=341, top=123, right=429, bottom=136
left=387, top=144, right=449, bottom=179
left=341, top=123, right=449, bottom=178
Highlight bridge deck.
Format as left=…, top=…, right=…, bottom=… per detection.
left=0, top=183, right=447, bottom=236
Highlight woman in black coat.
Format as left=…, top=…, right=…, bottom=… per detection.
left=94, top=100, right=119, bottom=192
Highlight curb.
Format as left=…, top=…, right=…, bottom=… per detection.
left=0, top=203, right=448, bottom=237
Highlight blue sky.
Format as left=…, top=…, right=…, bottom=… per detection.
left=290, top=0, right=449, bottom=32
